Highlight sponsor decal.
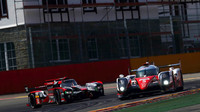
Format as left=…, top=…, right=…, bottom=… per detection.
left=139, top=78, right=150, bottom=82
left=36, top=98, right=40, bottom=104
left=136, top=76, right=154, bottom=90
left=139, top=78, right=150, bottom=89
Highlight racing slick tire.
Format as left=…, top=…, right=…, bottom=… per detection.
left=64, top=94, right=73, bottom=103
left=118, top=97, right=126, bottom=100
left=118, top=94, right=127, bottom=100
left=161, top=87, right=168, bottom=93
left=29, top=94, right=42, bottom=109
left=177, top=74, right=184, bottom=91
left=89, top=91, right=99, bottom=99
left=100, top=86, right=104, bottom=96
left=172, top=75, right=177, bottom=92
left=55, top=90, right=62, bottom=105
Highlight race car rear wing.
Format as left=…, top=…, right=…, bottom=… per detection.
left=130, top=69, right=137, bottom=73
left=25, top=76, right=69, bottom=93
left=158, top=60, right=181, bottom=69
left=44, top=77, right=69, bottom=86
left=25, top=85, right=46, bottom=93
left=129, top=60, right=181, bottom=73
left=45, top=77, right=68, bottom=82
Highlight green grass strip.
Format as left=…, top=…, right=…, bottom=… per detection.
left=115, top=92, right=200, bottom=112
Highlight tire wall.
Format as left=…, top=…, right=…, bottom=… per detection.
left=0, top=59, right=130, bottom=95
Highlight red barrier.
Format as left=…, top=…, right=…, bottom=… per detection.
left=0, top=59, right=130, bottom=95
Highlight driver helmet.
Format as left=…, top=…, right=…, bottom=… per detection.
left=54, top=80, right=58, bottom=85
left=119, top=74, right=124, bottom=78
left=169, top=67, right=174, bottom=71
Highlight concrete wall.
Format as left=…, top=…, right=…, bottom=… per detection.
left=0, top=59, right=129, bottom=95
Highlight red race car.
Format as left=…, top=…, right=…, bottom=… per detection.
left=25, top=77, right=104, bottom=108
left=116, top=61, right=184, bottom=100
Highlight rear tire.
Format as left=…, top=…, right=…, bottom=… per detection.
left=100, top=86, right=104, bottom=96
left=89, top=92, right=98, bottom=99
left=64, top=94, right=73, bottom=103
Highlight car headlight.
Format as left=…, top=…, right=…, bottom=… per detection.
left=120, top=87, right=125, bottom=91
left=163, top=80, right=169, bottom=85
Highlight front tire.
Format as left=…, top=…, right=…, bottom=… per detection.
left=178, top=74, right=184, bottom=91
left=55, top=90, right=62, bottom=105
left=118, top=95, right=126, bottom=100
left=172, top=75, right=177, bottom=92
left=29, top=94, right=42, bottom=108
left=100, top=86, right=104, bottom=96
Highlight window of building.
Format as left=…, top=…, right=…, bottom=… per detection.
left=0, top=42, right=17, bottom=71
left=0, top=44, right=6, bottom=71
left=43, top=0, right=68, bottom=12
left=0, top=0, right=8, bottom=18
left=43, top=0, right=67, bottom=5
left=82, top=0, right=97, bottom=13
left=52, top=39, right=70, bottom=62
left=115, top=0, right=137, bottom=11
left=184, top=44, right=195, bottom=53
left=87, top=38, right=98, bottom=60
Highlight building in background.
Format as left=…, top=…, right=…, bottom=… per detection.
left=0, top=0, right=200, bottom=71
left=0, top=0, right=28, bottom=71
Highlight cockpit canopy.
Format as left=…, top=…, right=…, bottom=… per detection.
left=136, top=65, right=159, bottom=78
left=61, top=79, right=78, bottom=87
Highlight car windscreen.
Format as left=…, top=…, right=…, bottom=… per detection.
left=61, top=80, right=78, bottom=87
left=136, top=69, right=158, bottom=78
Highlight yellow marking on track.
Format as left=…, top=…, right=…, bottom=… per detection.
left=184, top=77, right=200, bottom=81
left=14, top=96, right=27, bottom=99
left=0, top=96, right=27, bottom=101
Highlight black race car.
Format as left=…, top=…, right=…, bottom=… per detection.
left=25, top=77, right=104, bottom=108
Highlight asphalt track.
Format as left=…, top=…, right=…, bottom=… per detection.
left=0, top=73, right=200, bottom=112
